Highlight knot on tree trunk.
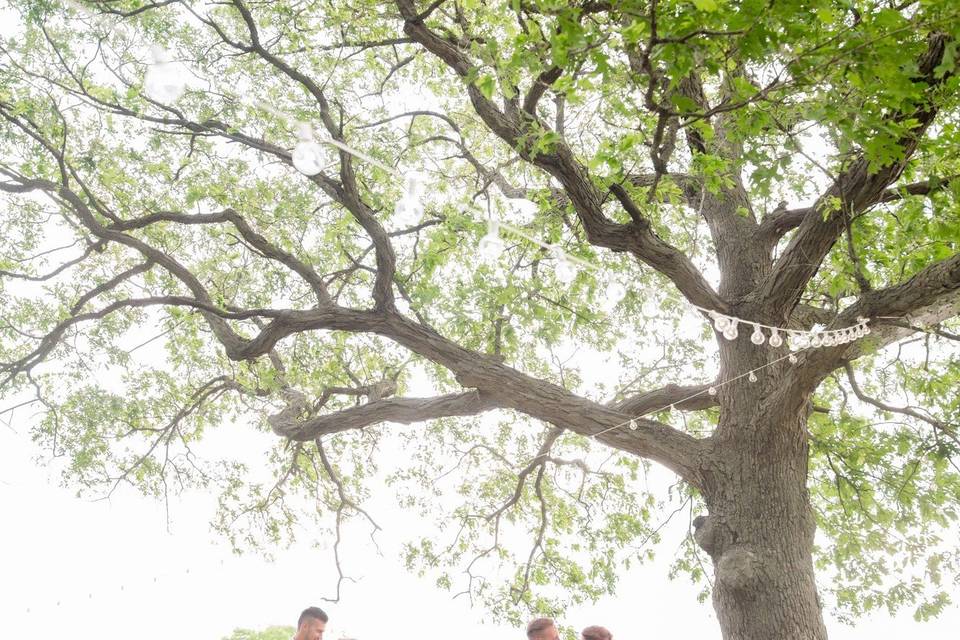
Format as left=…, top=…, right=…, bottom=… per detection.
left=692, top=514, right=719, bottom=556
left=716, top=546, right=763, bottom=592
left=267, top=388, right=311, bottom=437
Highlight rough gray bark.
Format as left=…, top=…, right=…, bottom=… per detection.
left=697, top=376, right=826, bottom=640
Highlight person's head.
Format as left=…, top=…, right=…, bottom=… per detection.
left=581, top=625, right=612, bottom=640
left=526, top=617, right=560, bottom=640
left=294, top=606, right=328, bottom=640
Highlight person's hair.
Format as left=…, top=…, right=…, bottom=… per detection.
left=581, top=625, right=612, bottom=640
left=526, top=618, right=556, bottom=638
left=297, top=606, right=329, bottom=628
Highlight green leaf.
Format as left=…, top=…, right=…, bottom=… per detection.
left=476, top=73, right=496, bottom=100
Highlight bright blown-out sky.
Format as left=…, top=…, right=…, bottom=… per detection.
left=2, top=415, right=960, bottom=640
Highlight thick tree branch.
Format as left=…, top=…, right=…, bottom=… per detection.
left=758, top=33, right=951, bottom=314
left=523, top=66, right=563, bottom=116
left=270, top=390, right=496, bottom=440
left=222, top=0, right=398, bottom=310
left=199, top=302, right=708, bottom=485
left=112, top=207, right=331, bottom=304
left=757, top=176, right=957, bottom=244
left=799, top=251, right=960, bottom=382
left=395, top=0, right=725, bottom=312
left=611, top=383, right=717, bottom=416
left=756, top=206, right=813, bottom=243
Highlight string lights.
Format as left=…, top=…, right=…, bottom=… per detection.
left=594, top=349, right=806, bottom=440
left=476, top=218, right=872, bottom=346
left=58, top=1, right=878, bottom=412
left=291, top=122, right=328, bottom=176
left=143, top=45, right=186, bottom=103
left=700, top=307, right=871, bottom=349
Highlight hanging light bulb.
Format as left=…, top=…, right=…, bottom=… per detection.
left=750, top=324, right=766, bottom=345
left=722, top=319, right=739, bottom=341
left=710, top=311, right=730, bottom=332
left=394, top=198, right=423, bottom=225
left=822, top=333, right=836, bottom=347
left=478, top=219, right=505, bottom=261
left=791, top=331, right=809, bottom=350
left=641, top=299, right=658, bottom=318
left=291, top=122, right=325, bottom=176
left=810, top=332, right=823, bottom=348
left=748, top=371, right=758, bottom=383
left=394, top=172, right=425, bottom=225
left=628, top=419, right=638, bottom=431
left=708, top=386, right=717, bottom=396
left=404, top=172, right=424, bottom=202
left=552, top=247, right=577, bottom=284
left=603, top=281, right=627, bottom=311
left=768, top=328, right=783, bottom=348
left=144, top=45, right=186, bottom=103
left=788, top=353, right=798, bottom=363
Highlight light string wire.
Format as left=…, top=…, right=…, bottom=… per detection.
left=589, top=350, right=801, bottom=440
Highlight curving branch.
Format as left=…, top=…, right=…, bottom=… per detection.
left=485, top=427, right=563, bottom=524
left=2, top=7, right=709, bottom=489
left=844, top=363, right=958, bottom=446
left=314, top=437, right=382, bottom=602
left=394, top=0, right=725, bottom=312
left=0, top=240, right=104, bottom=282
left=799, top=251, right=960, bottom=383
left=214, top=0, right=399, bottom=310
left=758, top=33, right=952, bottom=315
left=112, top=208, right=331, bottom=304
left=610, top=383, right=717, bottom=416
left=757, top=176, right=959, bottom=244
left=270, top=389, right=496, bottom=441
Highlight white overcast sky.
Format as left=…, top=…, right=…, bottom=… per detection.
left=2, top=418, right=959, bottom=640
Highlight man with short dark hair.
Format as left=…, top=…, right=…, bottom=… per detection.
left=293, top=606, right=328, bottom=640
left=581, top=625, right=612, bottom=640
left=526, top=617, right=560, bottom=640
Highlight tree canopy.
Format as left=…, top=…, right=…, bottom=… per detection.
left=2, top=1, right=960, bottom=637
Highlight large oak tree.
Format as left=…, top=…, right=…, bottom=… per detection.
left=2, top=1, right=960, bottom=638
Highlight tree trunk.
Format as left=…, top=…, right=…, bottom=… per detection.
left=696, top=384, right=828, bottom=640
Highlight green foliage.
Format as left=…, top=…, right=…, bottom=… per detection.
left=1, top=0, right=959, bottom=630
left=222, top=625, right=296, bottom=640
